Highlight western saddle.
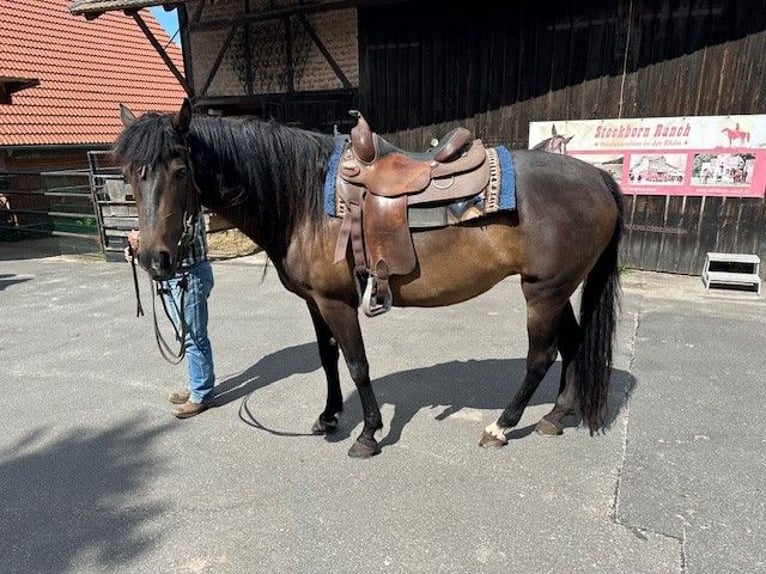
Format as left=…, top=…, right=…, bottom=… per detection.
left=333, top=111, right=496, bottom=316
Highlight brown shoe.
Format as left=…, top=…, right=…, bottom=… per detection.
left=171, top=400, right=212, bottom=419
left=168, top=389, right=191, bottom=404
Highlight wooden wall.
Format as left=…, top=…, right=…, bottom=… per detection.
left=622, top=195, right=765, bottom=276
left=356, top=0, right=766, bottom=277
left=358, top=0, right=766, bottom=138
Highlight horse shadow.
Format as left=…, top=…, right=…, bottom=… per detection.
left=219, top=346, right=635, bottom=450
left=326, top=358, right=635, bottom=449
left=213, top=342, right=321, bottom=407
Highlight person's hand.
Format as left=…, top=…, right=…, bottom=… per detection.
left=124, top=229, right=140, bottom=263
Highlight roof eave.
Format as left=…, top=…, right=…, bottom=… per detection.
left=68, top=0, right=184, bottom=18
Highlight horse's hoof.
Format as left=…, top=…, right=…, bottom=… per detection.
left=478, top=430, right=508, bottom=448
left=535, top=417, right=563, bottom=436
left=311, top=416, right=338, bottom=435
left=348, top=437, right=379, bottom=458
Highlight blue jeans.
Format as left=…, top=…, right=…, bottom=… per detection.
left=163, top=260, right=215, bottom=403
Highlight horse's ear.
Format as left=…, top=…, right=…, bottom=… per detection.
left=551, top=124, right=559, bottom=137
left=120, top=103, right=137, bottom=128
left=565, top=135, right=574, bottom=144
left=172, top=98, right=193, bottom=133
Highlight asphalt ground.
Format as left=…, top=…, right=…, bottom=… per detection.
left=1, top=238, right=764, bottom=574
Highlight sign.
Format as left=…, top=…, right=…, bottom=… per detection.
left=528, top=115, right=766, bottom=197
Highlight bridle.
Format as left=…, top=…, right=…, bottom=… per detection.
left=129, top=145, right=202, bottom=365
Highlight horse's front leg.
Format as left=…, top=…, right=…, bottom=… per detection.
left=315, top=296, right=382, bottom=458
left=306, top=301, right=343, bottom=435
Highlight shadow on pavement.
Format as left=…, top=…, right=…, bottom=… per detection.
left=0, top=273, right=32, bottom=290
left=228, top=351, right=636, bottom=452
left=213, top=342, right=321, bottom=408
left=0, top=416, right=174, bottom=573
left=0, top=237, right=102, bottom=261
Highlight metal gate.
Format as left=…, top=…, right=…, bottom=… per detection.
left=0, top=167, right=99, bottom=245
left=86, top=150, right=137, bottom=260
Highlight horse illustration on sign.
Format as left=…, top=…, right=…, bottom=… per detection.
left=721, top=123, right=750, bottom=146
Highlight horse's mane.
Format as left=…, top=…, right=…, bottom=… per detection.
left=113, top=111, right=336, bottom=256
left=112, top=111, right=184, bottom=168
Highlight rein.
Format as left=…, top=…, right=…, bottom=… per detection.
left=129, top=245, right=145, bottom=318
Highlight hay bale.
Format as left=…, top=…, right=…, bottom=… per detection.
left=206, top=228, right=260, bottom=260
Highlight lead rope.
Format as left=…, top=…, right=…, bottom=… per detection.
left=151, top=276, right=187, bottom=365
left=148, top=212, right=197, bottom=365
left=128, top=244, right=188, bottom=365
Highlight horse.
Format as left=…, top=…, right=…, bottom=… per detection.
left=114, top=99, right=623, bottom=459
left=721, top=124, right=750, bottom=146
left=531, top=124, right=574, bottom=155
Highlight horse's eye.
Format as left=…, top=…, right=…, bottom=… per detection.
left=174, top=167, right=188, bottom=181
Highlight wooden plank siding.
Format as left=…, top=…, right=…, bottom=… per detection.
left=356, top=0, right=766, bottom=277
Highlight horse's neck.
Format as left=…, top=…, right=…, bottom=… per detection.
left=191, top=118, right=309, bottom=257
left=190, top=124, right=264, bottom=241
left=533, top=138, right=551, bottom=151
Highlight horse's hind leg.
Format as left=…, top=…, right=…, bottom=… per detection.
left=307, top=302, right=343, bottom=434
left=536, top=301, right=578, bottom=436
left=479, top=282, right=565, bottom=448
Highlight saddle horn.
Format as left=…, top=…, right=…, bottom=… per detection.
left=349, top=110, right=375, bottom=163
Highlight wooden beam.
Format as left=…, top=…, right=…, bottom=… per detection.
left=285, top=16, right=294, bottom=92
left=198, top=22, right=241, bottom=97
left=131, top=11, right=193, bottom=97
left=296, top=12, right=351, bottom=88
left=178, top=4, right=195, bottom=94
left=190, top=0, right=206, bottom=24
left=189, top=0, right=354, bottom=33
left=0, top=78, right=40, bottom=104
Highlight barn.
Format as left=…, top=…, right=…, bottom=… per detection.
left=69, top=0, right=766, bottom=278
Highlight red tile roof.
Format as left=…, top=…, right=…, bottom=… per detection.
left=0, top=0, right=186, bottom=147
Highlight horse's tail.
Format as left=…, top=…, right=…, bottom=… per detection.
left=576, top=169, right=624, bottom=434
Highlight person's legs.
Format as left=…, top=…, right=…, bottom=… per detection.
left=165, top=260, right=215, bottom=405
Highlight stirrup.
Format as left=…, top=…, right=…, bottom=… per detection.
left=361, top=275, right=392, bottom=317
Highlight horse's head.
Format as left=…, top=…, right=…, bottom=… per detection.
left=533, top=124, right=574, bottom=155
left=114, top=99, right=199, bottom=281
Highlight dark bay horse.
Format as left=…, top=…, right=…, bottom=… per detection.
left=114, top=99, right=623, bottom=458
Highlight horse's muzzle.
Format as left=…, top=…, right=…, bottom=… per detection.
left=139, top=250, right=176, bottom=281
